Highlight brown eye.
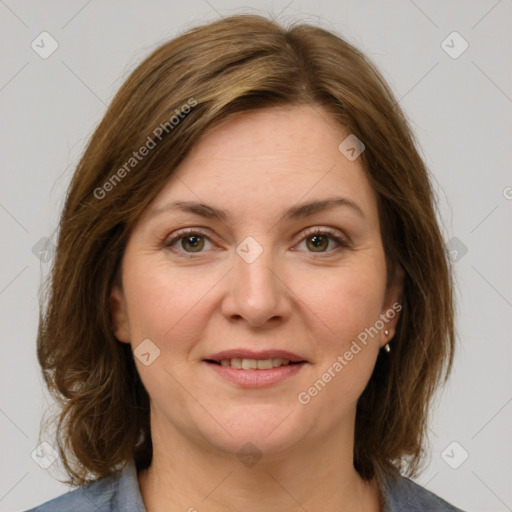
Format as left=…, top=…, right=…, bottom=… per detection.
left=295, top=228, right=349, bottom=254
left=180, top=234, right=205, bottom=252
left=164, top=229, right=216, bottom=257
left=306, top=234, right=329, bottom=252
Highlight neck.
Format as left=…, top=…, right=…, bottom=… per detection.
left=138, top=413, right=382, bottom=512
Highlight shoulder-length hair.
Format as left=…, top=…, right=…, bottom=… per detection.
left=38, top=13, right=455, bottom=486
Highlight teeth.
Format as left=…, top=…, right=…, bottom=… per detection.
left=217, top=358, right=292, bottom=369
left=231, top=358, right=242, bottom=369
left=257, top=359, right=273, bottom=369
left=241, top=358, right=257, bottom=369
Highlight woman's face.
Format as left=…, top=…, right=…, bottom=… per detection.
left=111, top=105, right=402, bottom=457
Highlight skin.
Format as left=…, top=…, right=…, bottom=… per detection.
left=111, top=105, right=403, bottom=512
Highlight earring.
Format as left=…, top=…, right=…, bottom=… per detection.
left=384, top=329, right=391, bottom=352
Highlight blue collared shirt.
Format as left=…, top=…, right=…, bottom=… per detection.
left=25, top=458, right=465, bottom=511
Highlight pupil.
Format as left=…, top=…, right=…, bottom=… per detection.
left=309, top=235, right=327, bottom=251
left=183, top=235, right=203, bottom=252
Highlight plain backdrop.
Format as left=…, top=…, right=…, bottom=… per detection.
left=1, top=1, right=511, bottom=511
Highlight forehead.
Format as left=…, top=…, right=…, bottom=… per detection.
left=145, top=105, right=379, bottom=227
left=181, top=105, right=348, bottom=171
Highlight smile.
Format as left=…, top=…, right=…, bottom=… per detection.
left=203, top=350, right=308, bottom=387
left=207, top=357, right=297, bottom=369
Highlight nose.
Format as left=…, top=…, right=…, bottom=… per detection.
left=221, top=243, right=291, bottom=328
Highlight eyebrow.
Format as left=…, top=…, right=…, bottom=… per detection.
left=148, top=197, right=365, bottom=223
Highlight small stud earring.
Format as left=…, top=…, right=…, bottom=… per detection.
left=384, top=329, right=391, bottom=352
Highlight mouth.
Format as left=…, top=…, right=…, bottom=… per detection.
left=205, top=357, right=303, bottom=369
left=204, top=349, right=307, bottom=368
left=203, top=350, right=308, bottom=387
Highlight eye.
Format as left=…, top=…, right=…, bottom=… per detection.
left=164, top=227, right=349, bottom=257
left=295, top=228, right=349, bottom=253
left=164, top=229, right=214, bottom=254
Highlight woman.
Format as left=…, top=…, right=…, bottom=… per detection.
left=27, top=13, right=464, bottom=512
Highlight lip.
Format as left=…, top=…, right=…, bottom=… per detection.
left=204, top=360, right=307, bottom=388
left=203, top=349, right=308, bottom=388
left=205, top=349, right=306, bottom=363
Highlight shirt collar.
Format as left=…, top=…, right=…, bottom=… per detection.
left=111, top=458, right=147, bottom=511
left=113, top=457, right=426, bottom=512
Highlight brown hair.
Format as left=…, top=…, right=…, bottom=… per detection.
left=37, top=13, right=455, bottom=487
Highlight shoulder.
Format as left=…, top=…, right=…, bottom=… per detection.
left=24, top=459, right=146, bottom=512
left=382, top=470, right=466, bottom=512
left=23, top=474, right=121, bottom=512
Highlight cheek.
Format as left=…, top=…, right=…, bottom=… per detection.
left=122, top=257, right=222, bottom=346
left=292, top=258, right=387, bottom=408
left=297, top=260, right=387, bottom=348
left=122, top=259, right=218, bottom=411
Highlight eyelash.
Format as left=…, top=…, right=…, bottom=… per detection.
left=163, top=227, right=350, bottom=257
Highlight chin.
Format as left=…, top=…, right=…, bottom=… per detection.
left=193, top=403, right=310, bottom=457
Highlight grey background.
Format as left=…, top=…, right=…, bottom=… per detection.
left=1, top=1, right=511, bottom=511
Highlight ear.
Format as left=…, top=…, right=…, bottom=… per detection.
left=379, top=263, right=404, bottom=347
left=110, top=285, right=131, bottom=343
